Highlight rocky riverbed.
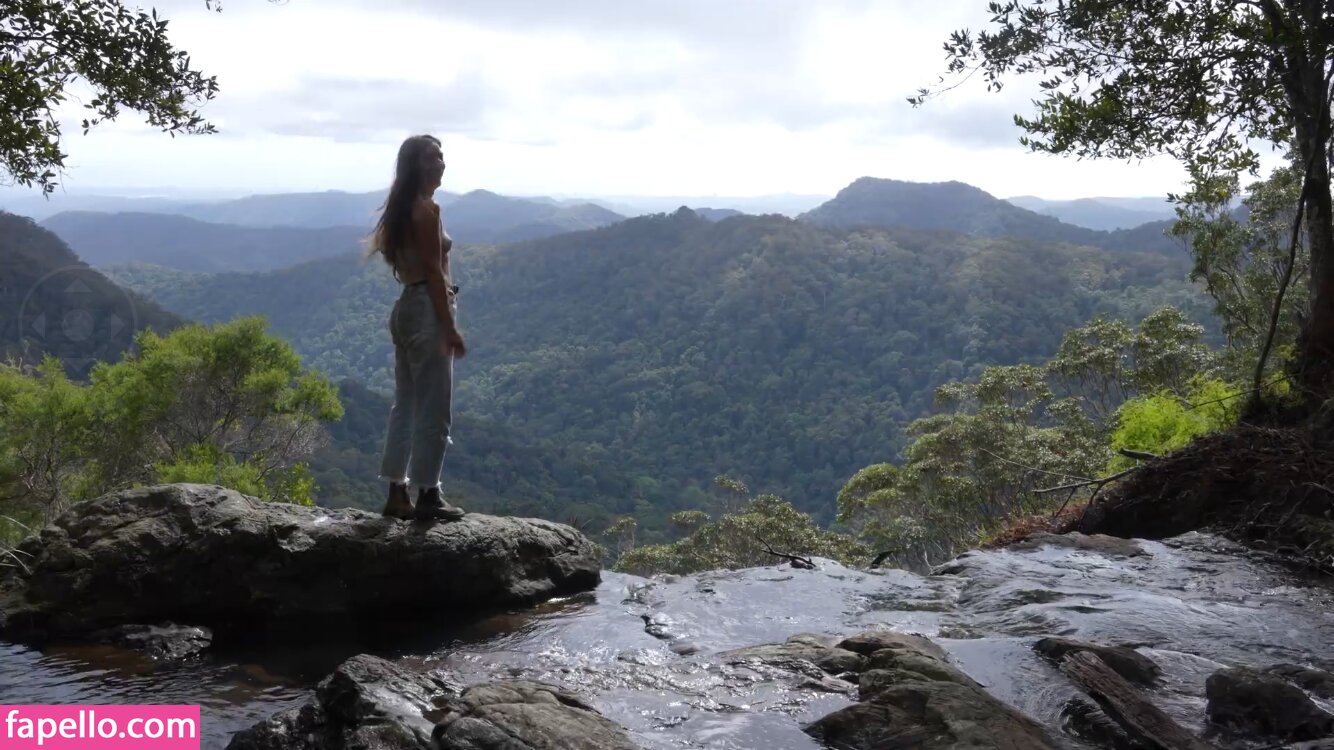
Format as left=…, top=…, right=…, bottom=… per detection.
left=3, top=486, right=1333, bottom=748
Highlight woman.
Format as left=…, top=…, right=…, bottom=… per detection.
left=367, top=134, right=469, bottom=521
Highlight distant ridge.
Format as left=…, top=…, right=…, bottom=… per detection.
left=0, top=211, right=182, bottom=377
left=1006, top=195, right=1174, bottom=230
left=801, top=177, right=1177, bottom=254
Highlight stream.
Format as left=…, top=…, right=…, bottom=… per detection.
left=3, top=532, right=1332, bottom=748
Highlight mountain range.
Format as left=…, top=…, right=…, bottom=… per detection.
left=10, top=174, right=1209, bottom=530
left=100, top=205, right=1207, bottom=521
left=25, top=189, right=624, bottom=249
left=42, top=177, right=1186, bottom=275
left=4, top=183, right=1183, bottom=232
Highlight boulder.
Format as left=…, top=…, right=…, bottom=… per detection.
left=0, top=484, right=601, bottom=639
left=1061, top=697, right=1139, bottom=750
left=227, top=654, right=455, bottom=750
left=1007, top=532, right=1146, bottom=558
left=436, top=681, right=639, bottom=750
left=1207, top=667, right=1334, bottom=742
left=228, top=655, right=639, bottom=750
left=1034, top=637, right=1161, bottom=686
left=805, top=680, right=1058, bottom=750
left=795, top=630, right=1059, bottom=750
left=720, top=633, right=867, bottom=675
left=1269, top=664, right=1334, bottom=700
left=862, top=650, right=979, bottom=694
left=837, top=631, right=948, bottom=660
left=89, top=623, right=212, bottom=660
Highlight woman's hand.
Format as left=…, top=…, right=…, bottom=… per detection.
left=444, top=327, right=468, bottom=358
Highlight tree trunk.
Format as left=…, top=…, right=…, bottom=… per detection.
left=1283, top=6, right=1334, bottom=406
left=1299, top=148, right=1334, bottom=403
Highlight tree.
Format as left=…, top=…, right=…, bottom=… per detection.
left=0, top=358, right=94, bottom=530
left=87, top=316, right=343, bottom=495
left=838, top=308, right=1217, bottom=567
left=614, top=492, right=867, bottom=576
left=915, top=0, right=1334, bottom=402
left=0, top=317, right=342, bottom=537
left=2, top=0, right=230, bottom=192
left=1173, top=163, right=1308, bottom=381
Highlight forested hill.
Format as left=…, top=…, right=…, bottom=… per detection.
left=42, top=212, right=367, bottom=273
left=0, top=212, right=182, bottom=377
left=110, top=208, right=1206, bottom=516
left=801, top=177, right=1178, bottom=254
left=0, top=211, right=649, bottom=531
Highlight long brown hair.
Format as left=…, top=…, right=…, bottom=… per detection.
left=366, top=134, right=440, bottom=277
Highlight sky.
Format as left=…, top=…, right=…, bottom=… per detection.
left=16, top=0, right=1264, bottom=201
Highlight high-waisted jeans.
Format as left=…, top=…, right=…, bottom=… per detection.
left=378, top=283, right=455, bottom=488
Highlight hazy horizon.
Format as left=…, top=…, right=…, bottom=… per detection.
left=0, top=180, right=1174, bottom=205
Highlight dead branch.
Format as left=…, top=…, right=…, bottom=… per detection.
left=1117, top=448, right=1161, bottom=462
left=864, top=549, right=896, bottom=565
left=1, top=548, right=31, bottom=575
left=1035, top=467, right=1139, bottom=496
left=756, top=536, right=815, bottom=569
left=979, top=448, right=1095, bottom=484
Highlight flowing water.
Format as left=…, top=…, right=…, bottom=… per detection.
left=3, top=531, right=1333, bottom=749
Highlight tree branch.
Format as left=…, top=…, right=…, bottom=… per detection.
left=755, top=536, right=815, bottom=569
left=978, top=448, right=1095, bottom=484
left=1253, top=144, right=1316, bottom=395
left=1034, top=467, right=1139, bottom=496
left=1117, top=448, right=1161, bottom=462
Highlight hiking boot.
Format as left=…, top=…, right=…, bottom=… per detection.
left=413, top=486, right=466, bottom=522
left=381, top=482, right=414, bottom=520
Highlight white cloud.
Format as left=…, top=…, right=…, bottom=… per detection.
left=36, top=0, right=1210, bottom=199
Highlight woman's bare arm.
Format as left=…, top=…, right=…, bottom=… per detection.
left=412, top=200, right=467, bottom=356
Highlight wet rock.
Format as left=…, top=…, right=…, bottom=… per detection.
left=818, top=648, right=870, bottom=674
left=228, top=655, right=639, bottom=750
left=435, top=681, right=639, bottom=750
left=863, top=650, right=978, bottom=693
left=720, top=633, right=867, bottom=675
left=1207, top=667, right=1334, bottom=742
left=1059, top=651, right=1210, bottom=750
left=227, top=654, right=456, bottom=749
left=1034, top=637, right=1161, bottom=686
left=1007, top=532, right=1147, bottom=558
left=799, top=675, right=857, bottom=694
left=0, top=484, right=601, bottom=639
left=1061, top=697, right=1138, bottom=750
left=802, top=630, right=1059, bottom=749
left=1269, top=664, right=1334, bottom=700
left=640, top=614, right=673, bottom=640
left=788, top=632, right=839, bottom=649
left=90, top=623, right=212, bottom=660
left=805, top=680, right=1058, bottom=750
left=668, top=641, right=700, bottom=656
left=837, top=630, right=947, bottom=660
